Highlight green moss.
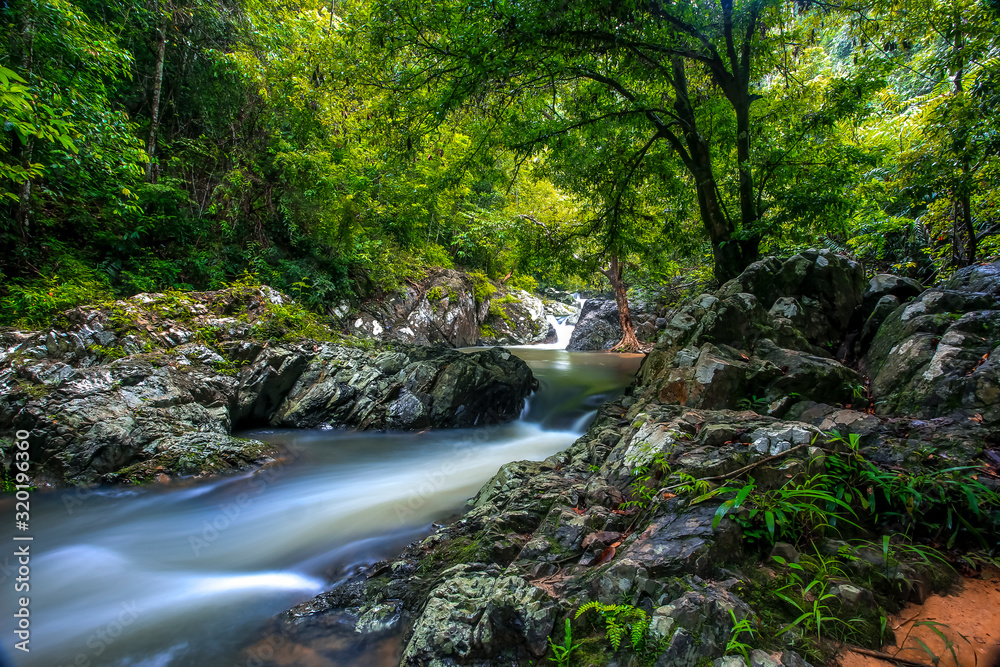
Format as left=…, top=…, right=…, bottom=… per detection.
left=89, top=343, right=129, bottom=361
left=468, top=270, right=497, bottom=305
left=426, top=286, right=446, bottom=301
left=13, top=380, right=49, bottom=400
left=415, top=536, right=487, bottom=577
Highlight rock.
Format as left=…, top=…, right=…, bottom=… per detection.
left=862, top=274, right=923, bottom=316
left=715, top=658, right=749, bottom=667
left=863, top=260, right=1000, bottom=425
left=651, top=587, right=753, bottom=667
left=770, top=542, right=800, bottom=564
left=754, top=339, right=862, bottom=407
left=347, top=270, right=552, bottom=347
left=717, top=249, right=865, bottom=348
left=349, top=269, right=482, bottom=346
left=858, top=294, right=901, bottom=355
left=567, top=300, right=624, bottom=351
left=0, top=287, right=537, bottom=486
left=750, top=650, right=781, bottom=667
left=479, top=288, right=553, bottom=346
left=830, top=583, right=874, bottom=609
left=399, top=564, right=556, bottom=665
left=622, top=502, right=742, bottom=577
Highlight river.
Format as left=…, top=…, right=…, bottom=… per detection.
left=1, top=344, right=643, bottom=667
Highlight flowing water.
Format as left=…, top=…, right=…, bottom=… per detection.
left=1, top=340, right=643, bottom=667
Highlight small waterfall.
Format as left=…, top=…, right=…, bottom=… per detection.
left=545, top=314, right=576, bottom=349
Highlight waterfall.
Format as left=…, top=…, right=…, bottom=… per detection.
left=545, top=314, right=575, bottom=349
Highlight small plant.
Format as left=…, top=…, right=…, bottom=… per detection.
left=468, top=270, right=497, bottom=305
left=623, top=445, right=672, bottom=511
left=910, top=620, right=973, bottom=667
left=774, top=577, right=849, bottom=641
left=547, top=618, right=582, bottom=667
left=736, top=395, right=770, bottom=412
left=575, top=602, right=650, bottom=653
left=726, top=608, right=756, bottom=662
left=699, top=474, right=857, bottom=544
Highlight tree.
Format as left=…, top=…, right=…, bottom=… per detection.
left=840, top=0, right=1000, bottom=273
left=366, top=0, right=804, bottom=281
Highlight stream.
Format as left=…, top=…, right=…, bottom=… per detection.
left=1, top=336, right=643, bottom=667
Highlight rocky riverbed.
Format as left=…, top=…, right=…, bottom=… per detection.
left=263, top=252, right=999, bottom=667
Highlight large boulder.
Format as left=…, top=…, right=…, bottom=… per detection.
left=567, top=299, right=623, bottom=351
left=0, top=287, right=537, bottom=486
left=345, top=270, right=483, bottom=346
left=862, top=260, right=1000, bottom=425
left=715, top=249, right=866, bottom=350
left=639, top=251, right=865, bottom=415
left=343, top=270, right=553, bottom=347
left=477, top=288, right=554, bottom=346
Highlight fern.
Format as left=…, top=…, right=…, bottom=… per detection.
left=575, top=602, right=650, bottom=653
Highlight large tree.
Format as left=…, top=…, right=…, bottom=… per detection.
left=368, top=0, right=791, bottom=281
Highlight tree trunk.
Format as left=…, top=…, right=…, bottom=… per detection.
left=671, top=57, right=746, bottom=282
left=951, top=16, right=974, bottom=267
left=15, top=139, right=34, bottom=239
left=146, top=24, right=167, bottom=183
left=12, top=4, right=35, bottom=240
left=602, top=253, right=640, bottom=352
left=957, top=190, right=975, bottom=266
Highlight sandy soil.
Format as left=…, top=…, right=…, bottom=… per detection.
left=837, top=567, right=1000, bottom=667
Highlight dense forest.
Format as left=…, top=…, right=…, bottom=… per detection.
left=2, top=0, right=998, bottom=328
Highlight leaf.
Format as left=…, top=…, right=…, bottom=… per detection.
left=593, top=545, right=616, bottom=566
left=765, top=511, right=776, bottom=538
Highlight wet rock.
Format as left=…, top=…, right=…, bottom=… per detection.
left=863, top=260, right=1000, bottom=425
left=399, top=564, right=556, bottom=665
left=567, top=300, right=624, bottom=351
left=478, top=288, right=553, bottom=346
left=0, top=288, right=537, bottom=486
left=651, top=587, right=753, bottom=667
left=623, top=502, right=742, bottom=577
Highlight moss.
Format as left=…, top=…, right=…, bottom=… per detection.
left=487, top=294, right=521, bottom=329
left=105, top=438, right=274, bottom=486
left=426, top=286, right=446, bottom=301
left=468, top=270, right=497, bottom=305
left=480, top=324, right=500, bottom=338
left=415, top=536, right=488, bottom=578
left=571, top=636, right=611, bottom=667
left=13, top=380, right=49, bottom=400
left=89, top=343, right=129, bottom=361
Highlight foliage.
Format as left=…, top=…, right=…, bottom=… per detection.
left=0, top=0, right=997, bottom=326
left=575, top=602, right=650, bottom=653
left=726, top=609, right=757, bottom=663
left=701, top=474, right=858, bottom=545
left=824, top=431, right=1000, bottom=550
left=547, top=619, right=582, bottom=667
